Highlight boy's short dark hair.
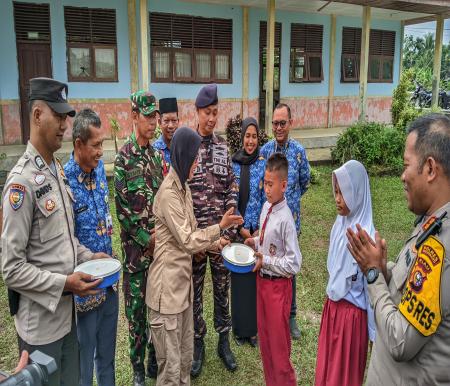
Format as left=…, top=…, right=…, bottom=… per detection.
left=266, top=153, right=288, bottom=179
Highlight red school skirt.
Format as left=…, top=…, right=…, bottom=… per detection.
left=315, top=298, right=368, bottom=386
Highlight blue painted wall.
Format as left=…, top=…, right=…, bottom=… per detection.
left=0, top=0, right=401, bottom=102
left=145, top=0, right=243, bottom=100
left=248, top=10, right=401, bottom=99
left=0, top=0, right=131, bottom=100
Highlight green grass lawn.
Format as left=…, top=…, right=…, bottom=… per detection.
left=0, top=166, right=414, bottom=385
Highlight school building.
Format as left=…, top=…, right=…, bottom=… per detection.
left=0, top=0, right=449, bottom=148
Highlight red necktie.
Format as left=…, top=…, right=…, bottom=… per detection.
left=259, top=205, right=273, bottom=246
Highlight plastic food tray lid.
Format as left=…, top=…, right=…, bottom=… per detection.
left=74, top=258, right=122, bottom=279
left=222, top=243, right=255, bottom=266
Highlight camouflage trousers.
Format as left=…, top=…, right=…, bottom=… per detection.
left=123, top=270, right=155, bottom=372
left=193, top=251, right=232, bottom=339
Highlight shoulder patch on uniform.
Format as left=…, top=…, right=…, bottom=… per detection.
left=9, top=184, right=26, bottom=210
left=399, top=235, right=445, bottom=336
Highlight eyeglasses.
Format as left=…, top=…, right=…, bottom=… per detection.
left=272, top=120, right=288, bottom=129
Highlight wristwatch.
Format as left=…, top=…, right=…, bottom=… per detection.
left=366, top=267, right=380, bottom=284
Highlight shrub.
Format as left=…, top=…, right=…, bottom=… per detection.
left=331, top=121, right=405, bottom=175
left=391, top=69, right=414, bottom=128
left=309, top=166, right=321, bottom=185
left=225, top=115, right=269, bottom=155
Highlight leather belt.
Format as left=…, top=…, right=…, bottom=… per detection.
left=259, top=272, right=284, bottom=280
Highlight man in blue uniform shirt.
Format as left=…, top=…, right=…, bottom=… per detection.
left=153, top=97, right=179, bottom=166
left=64, top=109, right=118, bottom=386
left=260, top=103, right=310, bottom=339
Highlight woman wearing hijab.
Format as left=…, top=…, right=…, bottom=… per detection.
left=314, top=160, right=376, bottom=386
left=146, top=127, right=243, bottom=385
left=231, top=117, right=266, bottom=347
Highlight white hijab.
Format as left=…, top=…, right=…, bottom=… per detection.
left=326, top=160, right=375, bottom=301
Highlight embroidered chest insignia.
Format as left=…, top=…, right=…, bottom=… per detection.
left=269, top=243, right=277, bottom=256
left=399, top=236, right=445, bottom=336
left=45, top=198, right=56, bottom=212
left=35, top=156, right=45, bottom=170
left=9, top=184, right=25, bottom=210
left=34, top=173, right=46, bottom=185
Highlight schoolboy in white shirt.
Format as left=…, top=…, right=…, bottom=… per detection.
left=245, top=153, right=301, bottom=386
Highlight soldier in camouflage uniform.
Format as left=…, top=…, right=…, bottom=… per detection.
left=114, top=91, right=164, bottom=386
left=189, top=84, right=239, bottom=377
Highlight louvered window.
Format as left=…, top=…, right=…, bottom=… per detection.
left=64, top=6, right=118, bottom=82
left=341, top=27, right=395, bottom=83
left=150, top=12, right=232, bottom=83
left=289, top=23, right=323, bottom=83
left=14, top=2, right=51, bottom=42
left=368, top=29, right=395, bottom=82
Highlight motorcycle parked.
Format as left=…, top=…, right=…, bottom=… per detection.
left=410, top=80, right=450, bottom=109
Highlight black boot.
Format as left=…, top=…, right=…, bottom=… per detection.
left=133, top=368, right=145, bottom=386
left=289, top=317, right=301, bottom=340
left=190, top=338, right=205, bottom=378
left=217, top=332, right=237, bottom=372
left=146, top=349, right=158, bottom=379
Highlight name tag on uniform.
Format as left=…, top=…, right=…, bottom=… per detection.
left=212, top=145, right=228, bottom=176
left=213, top=165, right=227, bottom=176
left=399, top=236, right=444, bottom=336
left=126, top=168, right=142, bottom=180
left=75, top=205, right=88, bottom=215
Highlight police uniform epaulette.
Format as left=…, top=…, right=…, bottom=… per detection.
left=11, top=154, right=30, bottom=175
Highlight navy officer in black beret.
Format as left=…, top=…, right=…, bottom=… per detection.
left=0, top=77, right=110, bottom=386
left=188, top=84, right=239, bottom=376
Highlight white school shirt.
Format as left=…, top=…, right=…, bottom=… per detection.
left=254, top=199, right=302, bottom=277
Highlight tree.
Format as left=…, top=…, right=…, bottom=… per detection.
left=402, top=33, right=450, bottom=90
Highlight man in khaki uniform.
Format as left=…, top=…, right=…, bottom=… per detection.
left=0, top=78, right=109, bottom=386
left=347, top=113, right=450, bottom=385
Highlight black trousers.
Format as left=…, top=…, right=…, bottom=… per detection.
left=231, top=271, right=257, bottom=338
left=18, top=320, right=79, bottom=386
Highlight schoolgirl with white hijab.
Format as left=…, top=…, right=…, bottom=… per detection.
left=315, top=160, right=375, bottom=386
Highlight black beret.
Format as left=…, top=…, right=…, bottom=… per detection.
left=29, top=77, right=75, bottom=117
left=195, top=84, right=218, bottom=108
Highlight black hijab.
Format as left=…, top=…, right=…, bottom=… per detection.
left=170, top=127, right=202, bottom=186
left=232, top=117, right=260, bottom=219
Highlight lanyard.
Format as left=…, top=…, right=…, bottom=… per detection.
left=259, top=205, right=273, bottom=246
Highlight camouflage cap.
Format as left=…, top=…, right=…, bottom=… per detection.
left=130, top=90, right=159, bottom=116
